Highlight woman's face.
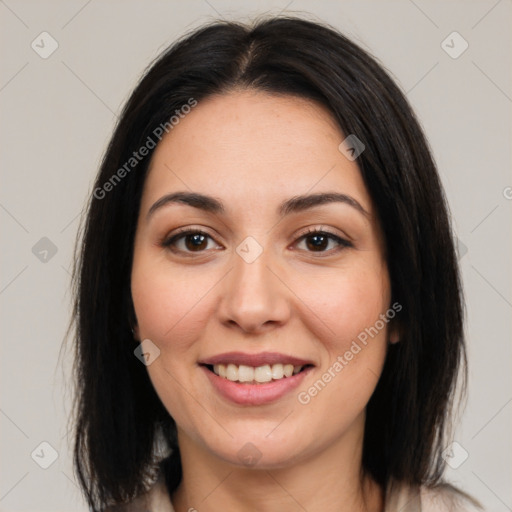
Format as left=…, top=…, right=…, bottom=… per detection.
left=131, top=90, right=396, bottom=468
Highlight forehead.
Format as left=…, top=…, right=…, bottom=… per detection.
left=142, top=91, right=373, bottom=218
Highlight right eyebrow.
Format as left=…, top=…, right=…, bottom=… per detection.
left=147, top=192, right=225, bottom=220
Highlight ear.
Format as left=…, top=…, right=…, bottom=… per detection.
left=128, top=302, right=140, bottom=341
left=388, top=319, right=401, bottom=344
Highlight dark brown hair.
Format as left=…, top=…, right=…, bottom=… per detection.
left=71, top=15, right=466, bottom=511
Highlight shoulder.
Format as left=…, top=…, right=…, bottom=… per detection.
left=104, top=477, right=484, bottom=512
left=103, top=476, right=174, bottom=512
left=384, top=479, right=484, bottom=512
left=419, top=483, right=484, bottom=512
left=145, top=476, right=175, bottom=511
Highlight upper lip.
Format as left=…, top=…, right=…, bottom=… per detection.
left=199, top=351, right=315, bottom=367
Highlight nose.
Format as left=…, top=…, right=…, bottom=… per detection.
left=217, top=243, right=291, bottom=334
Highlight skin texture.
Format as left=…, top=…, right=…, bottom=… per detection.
left=131, top=90, right=398, bottom=512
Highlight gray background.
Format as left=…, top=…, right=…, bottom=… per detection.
left=0, top=0, right=510, bottom=510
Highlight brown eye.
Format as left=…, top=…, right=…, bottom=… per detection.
left=163, top=229, right=221, bottom=254
left=296, top=230, right=351, bottom=254
left=305, top=233, right=329, bottom=251
left=183, top=232, right=208, bottom=251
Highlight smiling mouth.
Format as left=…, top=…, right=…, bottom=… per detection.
left=202, top=363, right=313, bottom=384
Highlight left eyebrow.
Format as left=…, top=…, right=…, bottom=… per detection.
left=146, top=191, right=369, bottom=220
left=278, top=192, right=369, bottom=218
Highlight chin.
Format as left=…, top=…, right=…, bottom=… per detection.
left=201, top=430, right=313, bottom=470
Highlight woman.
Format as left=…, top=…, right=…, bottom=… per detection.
left=71, top=16, right=483, bottom=511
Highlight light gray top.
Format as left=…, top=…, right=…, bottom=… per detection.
left=107, top=475, right=484, bottom=511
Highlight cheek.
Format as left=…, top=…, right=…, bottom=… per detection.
left=131, top=260, right=218, bottom=428
left=300, top=262, right=391, bottom=353
left=295, top=262, right=391, bottom=409
left=131, top=260, right=216, bottom=353
left=293, top=284, right=389, bottom=443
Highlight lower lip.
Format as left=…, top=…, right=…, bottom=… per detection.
left=201, top=365, right=313, bottom=406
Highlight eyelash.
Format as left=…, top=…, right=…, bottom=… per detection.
left=161, top=226, right=352, bottom=257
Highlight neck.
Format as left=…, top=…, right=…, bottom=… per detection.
left=171, top=419, right=383, bottom=512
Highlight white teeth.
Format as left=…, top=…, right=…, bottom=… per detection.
left=226, top=363, right=238, bottom=381
left=283, top=364, right=294, bottom=377
left=211, top=362, right=304, bottom=383
left=271, top=364, right=284, bottom=380
left=238, top=365, right=254, bottom=382
left=254, top=365, right=272, bottom=383
left=217, top=364, right=227, bottom=378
